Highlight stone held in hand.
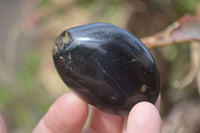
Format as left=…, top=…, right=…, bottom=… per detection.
left=53, top=23, right=160, bottom=116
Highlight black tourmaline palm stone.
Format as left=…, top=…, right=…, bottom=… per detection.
left=53, top=23, right=160, bottom=117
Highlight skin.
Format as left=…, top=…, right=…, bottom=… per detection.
left=0, top=93, right=161, bottom=133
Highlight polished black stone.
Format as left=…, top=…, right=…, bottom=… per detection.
left=53, top=23, right=160, bottom=116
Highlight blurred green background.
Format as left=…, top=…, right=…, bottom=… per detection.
left=0, top=0, right=200, bottom=132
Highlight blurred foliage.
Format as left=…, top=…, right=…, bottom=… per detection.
left=18, top=50, right=40, bottom=88
left=75, top=0, right=95, bottom=7
left=172, top=0, right=200, bottom=14
left=0, top=86, right=13, bottom=109
left=0, top=50, right=54, bottom=132
left=38, top=0, right=52, bottom=7
left=164, top=44, right=191, bottom=100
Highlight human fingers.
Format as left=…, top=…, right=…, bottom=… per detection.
left=33, top=93, right=89, bottom=133
left=84, top=108, right=123, bottom=133
left=0, top=115, right=7, bottom=133
left=127, top=102, right=161, bottom=133
left=122, top=94, right=161, bottom=133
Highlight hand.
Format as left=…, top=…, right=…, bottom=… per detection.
left=0, top=93, right=161, bottom=133
left=33, top=93, right=161, bottom=133
left=0, top=115, right=7, bottom=133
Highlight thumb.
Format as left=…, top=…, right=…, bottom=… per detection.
left=127, top=102, right=161, bottom=133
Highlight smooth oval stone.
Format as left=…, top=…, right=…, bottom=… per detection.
left=52, top=23, right=160, bottom=116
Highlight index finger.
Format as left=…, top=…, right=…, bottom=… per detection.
left=33, top=93, right=88, bottom=133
